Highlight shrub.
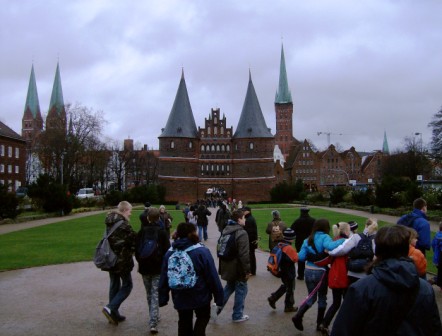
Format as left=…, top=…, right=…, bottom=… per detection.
left=330, top=186, right=348, bottom=204
left=0, top=184, right=19, bottom=219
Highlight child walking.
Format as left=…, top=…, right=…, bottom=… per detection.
left=267, top=228, right=299, bottom=312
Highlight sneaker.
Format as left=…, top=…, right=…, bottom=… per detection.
left=102, top=306, right=118, bottom=325
left=233, top=315, right=249, bottom=323
left=150, top=326, right=158, bottom=334
left=267, top=297, right=276, bottom=309
left=284, top=306, right=298, bottom=313
left=116, top=313, right=126, bottom=322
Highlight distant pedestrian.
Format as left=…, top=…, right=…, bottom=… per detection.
left=135, top=207, right=170, bottom=334
left=218, top=209, right=251, bottom=322
left=159, top=205, right=173, bottom=239
left=291, top=207, right=315, bottom=280
left=101, top=201, right=137, bottom=325
left=159, top=222, right=224, bottom=336
left=397, top=198, right=431, bottom=256
left=266, top=210, right=287, bottom=251
left=139, top=201, right=151, bottom=229
left=242, top=206, right=258, bottom=275
left=331, top=225, right=442, bottom=336
left=267, top=228, right=298, bottom=313
left=194, top=204, right=212, bottom=241
left=215, top=202, right=231, bottom=234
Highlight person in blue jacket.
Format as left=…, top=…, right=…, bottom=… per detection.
left=397, top=198, right=431, bottom=256
left=292, top=218, right=345, bottom=333
left=159, top=222, right=224, bottom=336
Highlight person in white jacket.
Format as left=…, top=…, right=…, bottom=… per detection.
left=328, top=218, right=378, bottom=284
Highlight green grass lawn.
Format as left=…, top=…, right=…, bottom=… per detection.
left=0, top=206, right=437, bottom=273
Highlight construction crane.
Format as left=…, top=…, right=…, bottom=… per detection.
left=317, top=132, right=343, bottom=146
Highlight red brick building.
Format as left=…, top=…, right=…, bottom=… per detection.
left=0, top=121, right=27, bottom=191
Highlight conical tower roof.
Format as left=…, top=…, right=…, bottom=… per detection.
left=275, top=44, right=292, bottom=104
left=159, top=70, right=198, bottom=138
left=234, top=71, right=273, bottom=138
left=24, top=64, right=42, bottom=119
left=48, top=62, right=65, bottom=116
left=382, top=130, right=390, bottom=154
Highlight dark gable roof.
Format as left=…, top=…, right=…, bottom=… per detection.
left=234, top=71, right=273, bottom=139
left=0, top=121, right=24, bottom=141
left=159, top=70, right=198, bottom=138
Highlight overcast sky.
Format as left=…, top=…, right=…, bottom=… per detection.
left=1, top=0, right=441, bottom=153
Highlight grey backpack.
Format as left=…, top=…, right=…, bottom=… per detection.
left=93, top=220, right=124, bottom=271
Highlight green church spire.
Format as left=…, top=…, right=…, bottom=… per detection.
left=382, top=130, right=390, bottom=154
left=48, top=62, right=65, bottom=116
left=24, top=64, right=42, bottom=119
left=275, top=44, right=292, bottom=104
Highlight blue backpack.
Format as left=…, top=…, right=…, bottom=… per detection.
left=267, top=243, right=289, bottom=277
left=167, top=244, right=202, bottom=290
left=138, top=228, right=159, bottom=260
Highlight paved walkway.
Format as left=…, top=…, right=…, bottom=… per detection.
left=0, top=207, right=441, bottom=336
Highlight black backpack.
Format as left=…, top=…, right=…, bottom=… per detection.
left=347, top=233, right=374, bottom=272
left=137, top=227, right=160, bottom=261
left=217, top=231, right=237, bottom=261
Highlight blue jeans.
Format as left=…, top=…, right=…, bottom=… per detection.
left=142, top=274, right=160, bottom=328
left=304, top=268, right=328, bottom=309
left=108, top=271, right=133, bottom=313
left=198, top=225, right=208, bottom=241
left=223, top=280, right=248, bottom=320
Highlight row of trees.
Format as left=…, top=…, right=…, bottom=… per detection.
left=27, top=103, right=159, bottom=196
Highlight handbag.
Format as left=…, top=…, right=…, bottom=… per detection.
left=307, top=244, right=331, bottom=267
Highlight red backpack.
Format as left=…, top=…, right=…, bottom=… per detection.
left=267, top=243, right=290, bottom=277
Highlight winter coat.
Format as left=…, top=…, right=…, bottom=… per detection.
left=397, top=209, right=431, bottom=252
left=408, top=245, right=427, bottom=277
left=328, top=237, right=349, bottom=289
left=432, top=231, right=442, bottom=265
left=298, top=231, right=345, bottom=270
left=278, top=241, right=298, bottom=281
left=194, top=206, right=211, bottom=227
left=215, top=208, right=231, bottom=233
left=105, top=211, right=137, bottom=274
left=158, top=238, right=224, bottom=310
left=328, top=230, right=376, bottom=279
left=218, top=221, right=250, bottom=282
left=331, top=258, right=442, bottom=336
left=291, top=213, right=315, bottom=251
left=244, top=213, right=258, bottom=249
left=135, top=221, right=170, bottom=275
left=266, top=219, right=287, bottom=250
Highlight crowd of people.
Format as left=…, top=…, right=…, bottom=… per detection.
left=98, top=198, right=442, bottom=335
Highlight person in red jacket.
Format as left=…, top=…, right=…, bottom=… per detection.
left=319, top=222, right=351, bottom=336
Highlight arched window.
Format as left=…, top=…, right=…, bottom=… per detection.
left=207, top=128, right=211, bottom=135
left=206, top=144, right=210, bottom=152
left=214, top=127, right=217, bottom=135
left=221, top=144, right=225, bottom=151
left=189, top=141, right=193, bottom=149
left=201, top=144, right=205, bottom=151
left=170, top=141, right=175, bottom=149
left=226, top=144, right=230, bottom=151
left=249, top=142, right=254, bottom=150
left=211, top=144, right=215, bottom=151
left=216, top=145, right=220, bottom=152
left=220, top=127, right=224, bottom=135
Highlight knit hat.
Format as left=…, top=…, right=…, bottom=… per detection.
left=144, top=202, right=151, bottom=209
left=283, top=228, right=296, bottom=241
left=272, top=210, right=280, bottom=219
left=349, top=221, right=358, bottom=232
left=300, top=207, right=310, bottom=213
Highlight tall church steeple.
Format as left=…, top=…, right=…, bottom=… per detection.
left=46, top=62, right=66, bottom=131
left=22, top=64, right=43, bottom=144
left=274, top=43, right=294, bottom=158
left=382, top=130, right=390, bottom=154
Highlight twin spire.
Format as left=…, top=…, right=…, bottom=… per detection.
left=161, top=68, right=273, bottom=139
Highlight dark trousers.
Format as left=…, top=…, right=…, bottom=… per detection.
left=177, top=304, right=210, bottom=336
left=270, top=277, right=295, bottom=308
left=322, top=288, right=347, bottom=327
left=249, top=245, right=256, bottom=275
left=297, top=261, right=306, bottom=279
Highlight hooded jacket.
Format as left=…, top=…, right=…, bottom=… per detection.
left=158, top=237, right=224, bottom=310
left=104, top=210, right=137, bottom=274
left=397, top=209, right=431, bottom=252
left=218, top=220, right=250, bottom=282
left=291, top=212, right=315, bottom=251
left=331, top=258, right=442, bottom=336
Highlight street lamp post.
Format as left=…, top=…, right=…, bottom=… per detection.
left=415, top=132, right=423, bottom=187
